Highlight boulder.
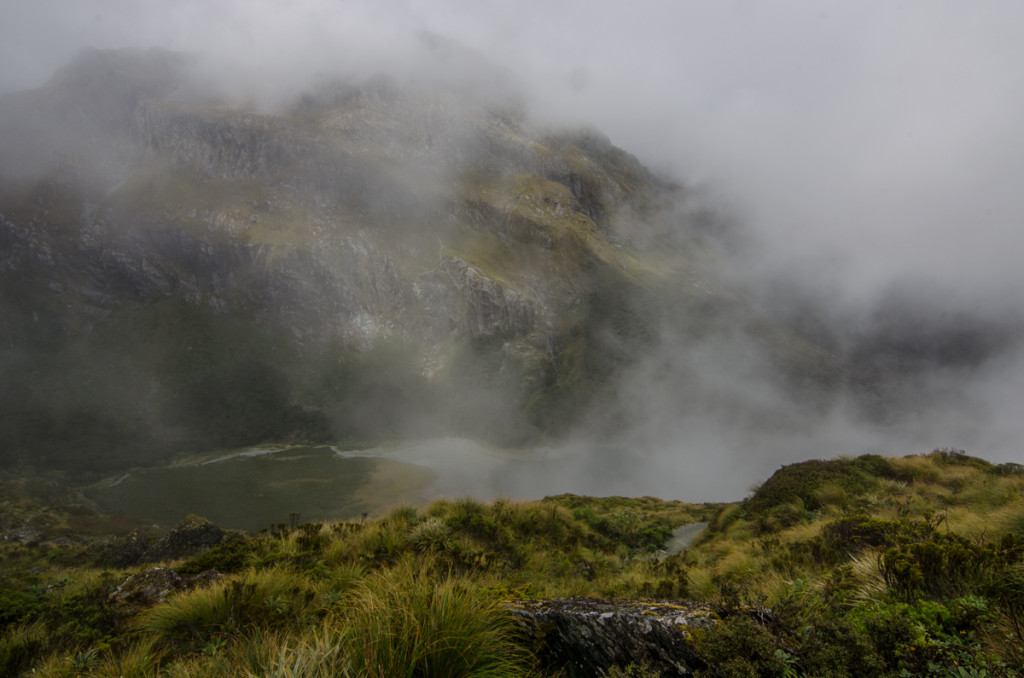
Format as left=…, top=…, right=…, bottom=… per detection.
left=509, top=598, right=714, bottom=677
left=109, top=567, right=185, bottom=606
left=107, top=528, right=150, bottom=567
left=105, top=515, right=226, bottom=566
left=140, top=514, right=224, bottom=563
left=110, top=566, right=222, bottom=606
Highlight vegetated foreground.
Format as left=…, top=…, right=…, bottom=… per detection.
left=1, top=449, right=1023, bottom=676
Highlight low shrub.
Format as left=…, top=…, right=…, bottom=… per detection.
left=0, top=588, right=43, bottom=628
left=879, top=533, right=1012, bottom=601
left=814, top=515, right=931, bottom=564
left=691, top=614, right=788, bottom=677
left=929, top=449, right=993, bottom=471
left=747, top=458, right=879, bottom=516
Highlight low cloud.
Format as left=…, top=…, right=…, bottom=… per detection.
left=2, top=0, right=1021, bottom=499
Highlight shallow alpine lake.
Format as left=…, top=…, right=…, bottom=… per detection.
left=85, top=439, right=541, bottom=532
left=84, top=438, right=696, bottom=532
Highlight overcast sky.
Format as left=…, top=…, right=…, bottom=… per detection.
left=2, top=0, right=1022, bottom=307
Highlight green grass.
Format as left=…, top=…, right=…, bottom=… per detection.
left=0, top=622, right=48, bottom=677
left=2, top=451, right=1024, bottom=676
left=137, top=567, right=318, bottom=652
left=332, top=566, right=537, bottom=677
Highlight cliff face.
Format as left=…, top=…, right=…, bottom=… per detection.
left=0, top=48, right=839, bottom=469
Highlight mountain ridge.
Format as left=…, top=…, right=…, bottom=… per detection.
left=1, top=47, right=839, bottom=470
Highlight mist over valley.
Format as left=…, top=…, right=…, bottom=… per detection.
left=1, top=3, right=1022, bottom=528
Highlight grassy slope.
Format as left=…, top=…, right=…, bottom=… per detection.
left=1, top=450, right=1023, bottom=676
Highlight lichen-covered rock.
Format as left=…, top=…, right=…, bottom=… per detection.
left=103, top=515, right=226, bottom=566
left=0, top=525, right=43, bottom=544
left=109, top=567, right=185, bottom=606
left=141, top=514, right=224, bottom=562
left=107, top=528, right=150, bottom=567
left=110, top=566, right=222, bottom=606
left=508, top=598, right=715, bottom=677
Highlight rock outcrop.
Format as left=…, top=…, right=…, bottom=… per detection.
left=509, top=598, right=715, bottom=676
left=0, top=47, right=846, bottom=469
left=109, top=566, right=222, bottom=607
left=106, top=515, right=227, bottom=567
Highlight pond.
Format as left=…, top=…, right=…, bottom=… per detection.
left=84, top=437, right=706, bottom=532
left=85, top=439, right=530, bottom=531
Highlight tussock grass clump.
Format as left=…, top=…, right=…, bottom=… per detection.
left=0, top=621, right=48, bottom=677
left=92, top=637, right=164, bottom=677
left=260, top=627, right=347, bottom=678
left=138, top=567, right=316, bottom=649
left=335, top=566, right=535, bottom=677
left=408, top=517, right=455, bottom=552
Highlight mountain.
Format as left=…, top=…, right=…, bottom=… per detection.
left=8, top=46, right=1009, bottom=474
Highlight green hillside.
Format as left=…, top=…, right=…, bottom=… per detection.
left=1, top=449, right=1022, bottom=676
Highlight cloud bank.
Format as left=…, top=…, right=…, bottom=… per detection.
left=2, top=0, right=1021, bottom=496
left=4, top=0, right=1021, bottom=303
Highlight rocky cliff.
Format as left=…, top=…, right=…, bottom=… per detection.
left=0, top=47, right=839, bottom=470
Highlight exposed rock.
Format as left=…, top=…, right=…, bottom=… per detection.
left=1, top=525, right=43, bottom=544
left=443, top=257, right=538, bottom=337
left=106, top=515, right=227, bottom=566
left=509, top=598, right=714, bottom=676
left=110, top=567, right=185, bottom=605
left=110, top=566, right=222, bottom=606
left=107, top=529, right=150, bottom=567
left=141, top=514, right=225, bottom=563
left=0, top=47, right=853, bottom=470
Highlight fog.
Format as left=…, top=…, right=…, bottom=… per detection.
left=5, top=2, right=1023, bottom=299
left=2, top=0, right=1022, bottom=501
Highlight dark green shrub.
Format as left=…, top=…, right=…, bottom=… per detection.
left=692, top=614, right=789, bottom=677
left=296, top=523, right=326, bottom=553
left=748, top=459, right=878, bottom=516
left=759, top=500, right=807, bottom=533
left=851, top=454, right=899, bottom=479
left=0, top=588, right=42, bottom=629
left=992, top=462, right=1024, bottom=476
left=814, top=515, right=931, bottom=564
left=854, top=603, right=927, bottom=674
left=880, top=533, right=1004, bottom=601
left=929, top=449, right=993, bottom=471
left=47, top=587, right=127, bottom=648
left=796, top=614, right=886, bottom=677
